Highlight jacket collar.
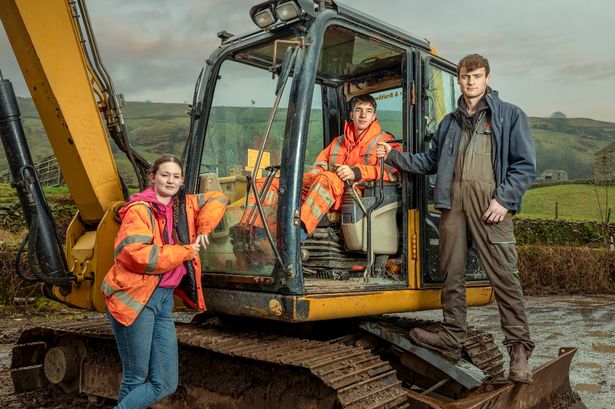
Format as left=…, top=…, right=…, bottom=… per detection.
left=342, top=118, right=383, bottom=149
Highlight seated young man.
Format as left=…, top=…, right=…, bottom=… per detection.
left=243, top=94, right=401, bottom=240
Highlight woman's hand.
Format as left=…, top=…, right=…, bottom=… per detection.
left=191, top=241, right=201, bottom=258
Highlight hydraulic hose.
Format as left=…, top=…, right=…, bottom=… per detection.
left=0, top=77, right=74, bottom=288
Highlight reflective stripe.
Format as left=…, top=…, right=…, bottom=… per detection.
left=312, top=161, right=328, bottom=170
left=363, top=132, right=386, bottom=164
left=328, top=136, right=344, bottom=167
left=114, top=235, right=153, bottom=257
left=304, top=182, right=336, bottom=220
left=264, top=190, right=277, bottom=203
left=145, top=245, right=160, bottom=274
left=197, top=194, right=206, bottom=209
left=197, top=193, right=228, bottom=209
left=135, top=203, right=154, bottom=228
left=312, top=182, right=336, bottom=207
left=210, top=195, right=228, bottom=205
left=112, top=289, right=143, bottom=313
left=101, top=280, right=115, bottom=296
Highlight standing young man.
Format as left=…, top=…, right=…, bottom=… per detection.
left=376, top=54, right=536, bottom=384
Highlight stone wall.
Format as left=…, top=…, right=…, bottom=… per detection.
left=593, top=142, right=615, bottom=182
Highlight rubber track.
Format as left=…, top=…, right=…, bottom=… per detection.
left=14, top=318, right=410, bottom=409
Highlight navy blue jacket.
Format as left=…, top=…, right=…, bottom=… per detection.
left=386, top=90, right=536, bottom=213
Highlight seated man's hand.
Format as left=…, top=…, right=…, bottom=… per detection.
left=336, top=165, right=356, bottom=182
left=376, top=141, right=392, bottom=159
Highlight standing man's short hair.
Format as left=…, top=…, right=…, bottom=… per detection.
left=457, top=54, right=490, bottom=78
left=349, top=94, right=377, bottom=111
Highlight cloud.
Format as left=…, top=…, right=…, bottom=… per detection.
left=2, top=0, right=615, bottom=122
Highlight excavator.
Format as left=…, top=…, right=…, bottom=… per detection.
left=0, top=0, right=584, bottom=408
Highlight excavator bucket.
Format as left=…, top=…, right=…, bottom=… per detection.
left=407, top=347, right=586, bottom=409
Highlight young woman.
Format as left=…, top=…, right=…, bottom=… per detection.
left=102, top=154, right=227, bottom=408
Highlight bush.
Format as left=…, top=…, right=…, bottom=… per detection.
left=514, top=218, right=613, bottom=247
left=518, top=245, right=615, bottom=295
left=0, top=243, right=40, bottom=307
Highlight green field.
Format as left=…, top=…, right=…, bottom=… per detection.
left=521, top=184, right=613, bottom=222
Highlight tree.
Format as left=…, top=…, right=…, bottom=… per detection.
left=550, top=111, right=567, bottom=119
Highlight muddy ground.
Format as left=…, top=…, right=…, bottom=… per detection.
left=0, top=295, right=613, bottom=408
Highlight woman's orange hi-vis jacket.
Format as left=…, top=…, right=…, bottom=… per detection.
left=102, top=190, right=227, bottom=326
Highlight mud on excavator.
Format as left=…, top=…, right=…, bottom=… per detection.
left=0, top=0, right=585, bottom=407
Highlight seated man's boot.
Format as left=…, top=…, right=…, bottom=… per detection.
left=409, top=327, right=461, bottom=362
left=508, top=344, right=533, bottom=384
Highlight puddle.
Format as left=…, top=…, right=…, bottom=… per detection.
left=592, top=343, right=615, bottom=353
left=546, top=331, right=564, bottom=340
left=584, top=331, right=611, bottom=338
left=564, top=298, right=611, bottom=309
left=576, top=362, right=603, bottom=369
left=574, top=383, right=602, bottom=393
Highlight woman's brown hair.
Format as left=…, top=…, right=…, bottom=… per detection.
left=149, top=154, right=184, bottom=178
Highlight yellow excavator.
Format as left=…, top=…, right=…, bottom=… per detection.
left=0, top=0, right=584, bottom=407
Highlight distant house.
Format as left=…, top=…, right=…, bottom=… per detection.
left=593, top=142, right=615, bottom=182
left=538, top=169, right=568, bottom=181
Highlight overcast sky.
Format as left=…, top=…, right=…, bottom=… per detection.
left=1, top=0, right=614, bottom=121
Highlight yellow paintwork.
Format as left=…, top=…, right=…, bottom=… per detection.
left=407, top=209, right=420, bottom=289
left=54, top=204, right=122, bottom=311
left=246, top=149, right=271, bottom=179
left=298, top=286, right=495, bottom=321
left=0, top=0, right=123, bottom=224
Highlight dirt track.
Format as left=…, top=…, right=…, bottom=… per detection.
left=1, top=295, right=614, bottom=408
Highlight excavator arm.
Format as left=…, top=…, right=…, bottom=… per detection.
left=0, top=0, right=139, bottom=311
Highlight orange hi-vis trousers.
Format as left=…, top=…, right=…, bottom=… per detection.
left=242, top=170, right=346, bottom=235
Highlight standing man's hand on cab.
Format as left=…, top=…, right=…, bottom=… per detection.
left=196, top=234, right=210, bottom=250
left=376, top=141, right=392, bottom=159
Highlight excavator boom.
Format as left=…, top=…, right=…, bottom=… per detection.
left=1, top=0, right=123, bottom=223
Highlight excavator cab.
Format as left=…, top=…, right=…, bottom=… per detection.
left=181, top=0, right=495, bottom=321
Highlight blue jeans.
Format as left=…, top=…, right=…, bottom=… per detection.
left=108, top=287, right=178, bottom=409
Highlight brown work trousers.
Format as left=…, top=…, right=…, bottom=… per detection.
left=439, top=117, right=535, bottom=355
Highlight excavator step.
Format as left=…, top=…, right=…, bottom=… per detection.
left=360, top=319, right=487, bottom=389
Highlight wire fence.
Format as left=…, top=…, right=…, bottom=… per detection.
left=0, top=155, right=63, bottom=187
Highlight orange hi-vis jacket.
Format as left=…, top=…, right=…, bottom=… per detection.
left=102, top=191, right=228, bottom=326
left=244, top=118, right=400, bottom=234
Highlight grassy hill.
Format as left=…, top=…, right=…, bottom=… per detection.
left=521, top=184, right=613, bottom=222
left=529, top=116, right=615, bottom=178
left=2, top=98, right=614, bottom=184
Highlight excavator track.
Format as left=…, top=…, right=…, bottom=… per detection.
left=11, top=317, right=410, bottom=408
left=9, top=316, right=583, bottom=409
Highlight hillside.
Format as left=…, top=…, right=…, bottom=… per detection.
left=2, top=98, right=614, bottom=183
left=529, top=116, right=615, bottom=178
